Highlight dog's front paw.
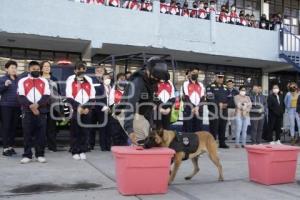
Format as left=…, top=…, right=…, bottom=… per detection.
left=218, top=177, right=224, bottom=182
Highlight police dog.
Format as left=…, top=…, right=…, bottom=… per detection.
left=144, top=129, right=224, bottom=184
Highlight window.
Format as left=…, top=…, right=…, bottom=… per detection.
left=0, top=47, right=11, bottom=58
left=26, top=50, right=40, bottom=60
left=236, top=0, right=244, bottom=8
left=41, top=51, right=54, bottom=60
left=12, top=49, right=25, bottom=59
left=54, top=52, right=67, bottom=60
left=68, top=53, right=81, bottom=62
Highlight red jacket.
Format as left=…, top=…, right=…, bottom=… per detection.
left=190, top=9, right=198, bottom=18
left=86, top=0, right=105, bottom=4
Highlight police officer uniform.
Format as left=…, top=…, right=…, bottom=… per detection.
left=206, top=72, right=229, bottom=148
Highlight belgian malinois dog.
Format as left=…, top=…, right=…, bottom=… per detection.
left=144, top=129, right=224, bottom=184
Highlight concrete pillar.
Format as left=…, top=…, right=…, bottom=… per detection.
left=210, top=11, right=216, bottom=44
left=153, top=1, right=162, bottom=47
left=262, top=73, right=269, bottom=95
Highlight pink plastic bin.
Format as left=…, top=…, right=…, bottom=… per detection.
left=112, top=146, right=175, bottom=195
left=245, top=144, right=300, bottom=185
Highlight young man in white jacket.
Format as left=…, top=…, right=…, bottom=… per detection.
left=66, top=62, right=95, bottom=160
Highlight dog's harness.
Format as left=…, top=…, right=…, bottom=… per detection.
left=169, top=132, right=199, bottom=160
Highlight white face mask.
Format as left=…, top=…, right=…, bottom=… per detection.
left=104, top=79, right=111, bottom=86
left=273, top=88, right=279, bottom=94
left=240, top=91, right=246, bottom=96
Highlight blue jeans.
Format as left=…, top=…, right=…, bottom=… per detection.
left=235, top=116, right=249, bottom=146
left=287, top=108, right=300, bottom=137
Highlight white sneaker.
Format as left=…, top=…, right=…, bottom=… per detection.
left=20, top=157, right=32, bottom=164
left=79, top=153, right=87, bottom=160
left=72, top=154, right=81, bottom=160
left=37, top=157, right=47, bottom=163
left=276, top=140, right=282, bottom=145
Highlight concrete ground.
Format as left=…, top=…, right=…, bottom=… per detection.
left=0, top=144, right=299, bottom=200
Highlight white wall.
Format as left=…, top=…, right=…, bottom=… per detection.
left=0, top=0, right=280, bottom=62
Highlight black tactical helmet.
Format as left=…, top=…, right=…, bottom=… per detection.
left=146, top=57, right=170, bottom=81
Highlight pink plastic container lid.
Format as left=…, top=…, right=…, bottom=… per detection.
left=112, top=146, right=175, bottom=155
left=245, top=144, right=300, bottom=152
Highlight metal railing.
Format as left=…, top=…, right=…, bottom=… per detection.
left=279, top=27, right=300, bottom=70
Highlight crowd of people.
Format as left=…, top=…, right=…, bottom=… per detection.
left=0, top=59, right=298, bottom=164
left=77, top=0, right=283, bottom=30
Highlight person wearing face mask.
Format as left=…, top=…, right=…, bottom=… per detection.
left=229, top=5, right=238, bottom=24
left=190, top=1, right=199, bottom=18
left=249, top=14, right=257, bottom=28
left=41, top=61, right=61, bottom=152
left=250, top=85, right=267, bottom=144
left=90, top=73, right=112, bottom=151
left=181, top=67, right=205, bottom=132
left=169, top=0, right=180, bottom=15
left=181, top=1, right=190, bottom=17
left=108, top=73, right=128, bottom=146
left=225, top=80, right=239, bottom=141
left=89, top=65, right=108, bottom=151
left=154, top=74, right=176, bottom=130
left=259, top=14, right=269, bottom=30
left=234, top=86, right=252, bottom=148
left=284, top=82, right=300, bottom=145
left=65, top=62, right=95, bottom=160
left=206, top=72, right=230, bottom=148
left=218, top=4, right=228, bottom=23
left=198, top=1, right=207, bottom=19
left=17, top=61, right=50, bottom=164
left=245, top=14, right=251, bottom=27
left=267, top=85, right=285, bottom=142
left=0, top=61, right=20, bottom=157
left=141, top=0, right=153, bottom=12
left=238, top=10, right=247, bottom=26
left=114, top=57, right=170, bottom=145
left=160, top=0, right=169, bottom=14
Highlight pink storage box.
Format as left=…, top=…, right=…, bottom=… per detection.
left=245, top=144, right=300, bottom=185
left=112, top=146, right=175, bottom=195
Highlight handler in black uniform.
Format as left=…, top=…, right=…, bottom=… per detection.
left=114, top=57, right=170, bottom=145
left=206, top=72, right=230, bottom=148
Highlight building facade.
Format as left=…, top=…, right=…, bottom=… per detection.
left=0, top=0, right=300, bottom=92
